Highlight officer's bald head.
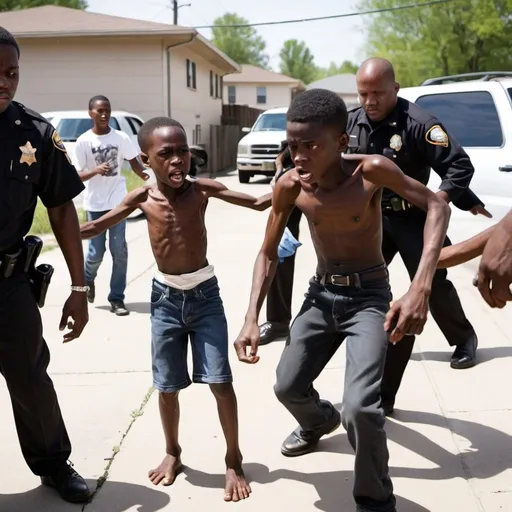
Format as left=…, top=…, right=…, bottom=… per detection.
left=356, top=58, right=399, bottom=122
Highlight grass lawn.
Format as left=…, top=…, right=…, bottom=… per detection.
left=29, top=169, right=145, bottom=241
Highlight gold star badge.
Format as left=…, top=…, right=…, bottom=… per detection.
left=19, top=141, right=37, bottom=166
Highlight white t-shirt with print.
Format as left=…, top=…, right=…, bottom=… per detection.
left=74, top=128, right=139, bottom=212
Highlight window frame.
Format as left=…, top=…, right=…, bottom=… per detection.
left=256, top=86, right=267, bottom=105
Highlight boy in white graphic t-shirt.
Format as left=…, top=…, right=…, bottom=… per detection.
left=74, top=95, right=149, bottom=316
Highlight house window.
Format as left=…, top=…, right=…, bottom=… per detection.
left=228, top=85, right=236, bottom=104
left=193, top=124, right=202, bottom=145
left=210, top=71, right=214, bottom=97
left=256, top=86, right=267, bottom=105
left=215, top=74, right=219, bottom=98
left=220, top=76, right=224, bottom=100
left=186, top=59, right=196, bottom=90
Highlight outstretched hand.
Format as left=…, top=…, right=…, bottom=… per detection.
left=233, top=322, right=260, bottom=364
left=384, top=290, right=429, bottom=343
left=59, top=292, right=89, bottom=343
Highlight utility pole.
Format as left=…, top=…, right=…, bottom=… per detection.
left=172, top=0, right=191, bottom=25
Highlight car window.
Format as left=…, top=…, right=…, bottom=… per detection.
left=415, top=91, right=503, bottom=147
left=508, top=88, right=512, bottom=102
left=126, top=117, right=143, bottom=134
left=252, top=113, right=287, bottom=132
left=55, top=117, right=120, bottom=142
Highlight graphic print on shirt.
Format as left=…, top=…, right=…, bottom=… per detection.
left=92, top=144, right=119, bottom=177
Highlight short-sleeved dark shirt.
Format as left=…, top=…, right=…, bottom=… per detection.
left=0, top=101, right=84, bottom=252
left=346, top=97, right=475, bottom=204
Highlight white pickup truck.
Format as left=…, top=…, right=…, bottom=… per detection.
left=398, top=72, right=512, bottom=220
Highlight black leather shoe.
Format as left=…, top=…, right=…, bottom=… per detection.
left=281, top=407, right=341, bottom=457
left=110, top=300, right=130, bottom=316
left=259, top=321, right=289, bottom=346
left=87, top=282, right=95, bottom=304
left=451, top=336, right=478, bottom=369
left=41, top=462, right=91, bottom=503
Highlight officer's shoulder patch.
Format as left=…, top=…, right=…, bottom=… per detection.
left=426, top=125, right=449, bottom=147
left=52, top=130, right=72, bottom=164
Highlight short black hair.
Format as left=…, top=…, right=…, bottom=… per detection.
left=287, top=88, right=348, bottom=132
left=89, top=95, right=110, bottom=110
left=0, top=27, right=20, bottom=57
left=138, top=117, right=186, bottom=151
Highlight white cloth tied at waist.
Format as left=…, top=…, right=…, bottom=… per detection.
left=154, top=264, right=215, bottom=290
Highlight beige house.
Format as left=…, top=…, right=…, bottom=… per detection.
left=0, top=5, right=240, bottom=147
left=223, top=65, right=304, bottom=110
left=306, top=74, right=359, bottom=109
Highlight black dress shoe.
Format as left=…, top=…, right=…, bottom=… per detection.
left=259, top=321, right=289, bottom=346
left=451, top=336, right=478, bottom=369
left=41, top=461, right=91, bottom=503
left=281, top=407, right=341, bottom=457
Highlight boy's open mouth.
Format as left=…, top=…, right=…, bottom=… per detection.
left=297, top=168, right=312, bottom=181
left=169, top=171, right=184, bottom=184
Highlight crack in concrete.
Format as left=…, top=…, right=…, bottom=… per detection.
left=81, top=386, right=155, bottom=511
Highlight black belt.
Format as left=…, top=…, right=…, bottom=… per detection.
left=382, top=196, right=413, bottom=213
left=315, top=264, right=388, bottom=287
left=0, top=246, right=25, bottom=279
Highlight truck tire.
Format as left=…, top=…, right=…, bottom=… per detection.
left=238, top=171, right=251, bottom=184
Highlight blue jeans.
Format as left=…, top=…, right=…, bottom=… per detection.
left=150, top=276, right=232, bottom=393
left=84, top=210, right=127, bottom=302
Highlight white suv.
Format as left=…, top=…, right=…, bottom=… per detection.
left=42, top=110, right=144, bottom=166
left=236, top=107, right=287, bottom=183
left=398, top=72, right=512, bottom=218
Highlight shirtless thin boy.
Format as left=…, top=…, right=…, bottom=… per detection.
left=233, top=89, right=451, bottom=512
left=80, top=117, right=271, bottom=502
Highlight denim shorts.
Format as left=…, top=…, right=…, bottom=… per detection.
left=150, top=275, right=232, bottom=393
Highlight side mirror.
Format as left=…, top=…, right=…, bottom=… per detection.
left=241, top=127, right=251, bottom=133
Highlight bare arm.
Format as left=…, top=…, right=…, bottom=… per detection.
left=80, top=186, right=150, bottom=239
left=79, top=164, right=109, bottom=182
left=437, top=225, right=495, bottom=268
left=128, top=157, right=150, bottom=181
left=233, top=173, right=300, bottom=363
left=197, top=178, right=272, bottom=211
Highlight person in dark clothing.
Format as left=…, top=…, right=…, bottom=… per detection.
left=0, top=27, right=90, bottom=503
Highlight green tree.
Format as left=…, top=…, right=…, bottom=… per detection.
left=0, top=0, right=87, bottom=10
left=358, top=0, right=512, bottom=86
left=211, top=13, right=268, bottom=68
left=279, top=39, right=317, bottom=84
left=316, top=60, right=359, bottom=80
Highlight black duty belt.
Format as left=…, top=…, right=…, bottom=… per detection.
left=0, top=246, right=25, bottom=279
left=315, top=264, right=389, bottom=287
left=382, top=196, right=413, bottom=213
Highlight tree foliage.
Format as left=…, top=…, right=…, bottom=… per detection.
left=211, top=13, right=269, bottom=68
left=0, top=0, right=87, bottom=10
left=358, top=0, right=512, bottom=86
left=279, top=39, right=317, bottom=84
left=316, top=60, right=359, bottom=80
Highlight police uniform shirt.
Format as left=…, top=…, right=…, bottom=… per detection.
left=0, top=101, right=85, bottom=252
left=346, top=97, right=475, bottom=204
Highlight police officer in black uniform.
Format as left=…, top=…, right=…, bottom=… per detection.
left=0, top=28, right=90, bottom=502
left=347, top=57, right=480, bottom=415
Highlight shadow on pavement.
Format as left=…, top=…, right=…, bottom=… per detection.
left=95, top=302, right=150, bottom=314
left=0, top=480, right=170, bottom=512
left=410, top=346, right=512, bottom=365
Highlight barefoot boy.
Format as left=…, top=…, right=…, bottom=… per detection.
left=80, top=117, right=271, bottom=502
left=234, top=89, right=450, bottom=512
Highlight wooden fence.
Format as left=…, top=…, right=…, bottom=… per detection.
left=221, top=104, right=263, bottom=128
left=207, top=124, right=241, bottom=176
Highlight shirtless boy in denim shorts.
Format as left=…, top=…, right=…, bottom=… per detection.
left=80, top=117, right=271, bottom=502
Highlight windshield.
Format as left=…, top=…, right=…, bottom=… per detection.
left=252, top=113, right=286, bottom=132
left=55, top=117, right=120, bottom=142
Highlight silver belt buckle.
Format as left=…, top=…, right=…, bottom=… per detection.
left=330, top=273, right=361, bottom=287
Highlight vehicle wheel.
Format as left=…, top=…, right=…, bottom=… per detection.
left=238, top=171, right=251, bottom=184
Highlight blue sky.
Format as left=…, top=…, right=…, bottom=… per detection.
left=86, top=0, right=367, bottom=71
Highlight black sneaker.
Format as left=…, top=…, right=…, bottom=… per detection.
left=41, top=461, right=91, bottom=503
left=110, top=300, right=130, bottom=316
left=86, top=282, right=95, bottom=304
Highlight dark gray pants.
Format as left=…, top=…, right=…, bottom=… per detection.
left=274, top=276, right=396, bottom=512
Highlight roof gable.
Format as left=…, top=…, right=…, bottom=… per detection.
left=223, top=64, right=303, bottom=86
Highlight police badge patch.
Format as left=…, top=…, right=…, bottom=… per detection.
left=52, top=130, right=72, bottom=164
left=389, top=134, right=402, bottom=151
left=426, top=125, right=449, bottom=147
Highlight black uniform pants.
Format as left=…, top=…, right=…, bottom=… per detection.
left=380, top=209, right=476, bottom=405
left=0, top=272, right=71, bottom=475
left=266, top=206, right=303, bottom=325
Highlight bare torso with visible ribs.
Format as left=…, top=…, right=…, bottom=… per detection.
left=286, top=169, right=384, bottom=274
left=138, top=181, right=209, bottom=275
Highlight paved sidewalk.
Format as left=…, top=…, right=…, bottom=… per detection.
left=0, top=173, right=510, bottom=512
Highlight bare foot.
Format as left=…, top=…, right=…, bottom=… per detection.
left=148, top=454, right=183, bottom=486
left=224, top=467, right=251, bottom=502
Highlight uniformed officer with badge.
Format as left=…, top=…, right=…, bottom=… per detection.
left=347, top=57, right=484, bottom=415
left=0, top=28, right=90, bottom=502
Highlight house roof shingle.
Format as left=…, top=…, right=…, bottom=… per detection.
left=223, top=65, right=303, bottom=86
